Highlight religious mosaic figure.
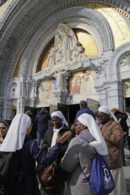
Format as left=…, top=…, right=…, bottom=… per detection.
left=72, top=75, right=81, bottom=94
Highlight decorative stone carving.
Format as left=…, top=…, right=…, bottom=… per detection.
left=47, top=23, right=84, bottom=67
left=48, top=47, right=56, bottom=67
left=119, top=52, right=130, bottom=80
left=119, top=53, right=130, bottom=68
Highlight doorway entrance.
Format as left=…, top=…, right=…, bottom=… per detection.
left=68, top=104, right=80, bottom=126
left=125, top=98, right=130, bottom=108
left=58, top=103, right=79, bottom=126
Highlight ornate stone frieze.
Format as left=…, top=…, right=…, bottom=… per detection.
left=46, top=23, right=85, bottom=72
left=33, top=23, right=91, bottom=87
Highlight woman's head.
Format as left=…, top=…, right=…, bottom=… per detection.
left=76, top=113, right=108, bottom=155
left=0, top=120, right=11, bottom=139
left=51, top=116, right=62, bottom=129
left=74, top=121, right=85, bottom=135
left=75, top=113, right=95, bottom=135
left=0, top=113, right=31, bottom=152
left=97, top=112, right=110, bottom=124
left=51, top=111, right=68, bottom=129
left=97, top=106, right=118, bottom=124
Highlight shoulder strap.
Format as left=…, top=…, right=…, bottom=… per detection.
left=77, top=137, right=95, bottom=179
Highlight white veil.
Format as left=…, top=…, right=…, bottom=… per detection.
left=0, top=113, right=31, bottom=152
left=77, top=113, right=108, bottom=155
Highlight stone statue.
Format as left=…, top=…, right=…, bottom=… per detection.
left=47, top=23, right=84, bottom=67
left=48, top=47, right=56, bottom=67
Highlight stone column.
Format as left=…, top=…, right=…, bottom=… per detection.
left=29, top=80, right=39, bottom=107
left=16, top=75, right=27, bottom=113
left=96, top=81, right=123, bottom=110
left=106, top=81, right=124, bottom=110
left=54, top=71, right=68, bottom=104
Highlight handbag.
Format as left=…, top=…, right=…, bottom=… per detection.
left=89, top=153, right=115, bottom=195
left=37, top=162, right=64, bottom=194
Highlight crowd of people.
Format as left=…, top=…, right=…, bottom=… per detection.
left=0, top=100, right=130, bottom=195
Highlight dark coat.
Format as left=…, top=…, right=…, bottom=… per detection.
left=6, top=139, right=61, bottom=195
left=114, top=111, right=128, bottom=135
left=35, top=112, right=51, bottom=132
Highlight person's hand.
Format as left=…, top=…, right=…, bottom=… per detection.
left=57, top=131, right=72, bottom=144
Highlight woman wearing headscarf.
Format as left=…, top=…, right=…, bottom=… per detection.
left=0, top=120, right=11, bottom=144
left=97, top=106, right=127, bottom=195
left=43, top=110, right=71, bottom=155
left=60, top=113, right=108, bottom=195
left=0, top=113, right=71, bottom=195
left=41, top=110, right=72, bottom=195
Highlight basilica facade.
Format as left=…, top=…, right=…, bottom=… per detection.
left=0, top=0, right=130, bottom=121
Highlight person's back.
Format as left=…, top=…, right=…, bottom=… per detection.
left=35, top=109, right=50, bottom=131
left=35, top=108, right=51, bottom=144
left=113, top=109, right=128, bottom=135
left=76, top=107, right=95, bottom=119
left=75, top=100, right=95, bottom=121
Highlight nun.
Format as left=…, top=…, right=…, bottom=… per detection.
left=41, top=110, right=72, bottom=195
left=60, top=113, right=108, bottom=195
left=0, top=113, right=71, bottom=195
left=0, top=120, right=11, bottom=144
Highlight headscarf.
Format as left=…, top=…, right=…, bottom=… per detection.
left=1, top=120, right=12, bottom=128
left=77, top=113, right=108, bottom=155
left=51, top=111, right=68, bottom=126
left=98, top=106, right=119, bottom=122
left=0, top=113, right=31, bottom=152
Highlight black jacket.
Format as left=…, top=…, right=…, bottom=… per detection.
left=114, top=111, right=128, bottom=135
left=35, top=112, right=51, bottom=132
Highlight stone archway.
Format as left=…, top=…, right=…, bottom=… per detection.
left=1, top=0, right=130, bottom=118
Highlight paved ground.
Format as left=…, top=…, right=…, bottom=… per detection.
left=123, top=148, right=130, bottom=194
